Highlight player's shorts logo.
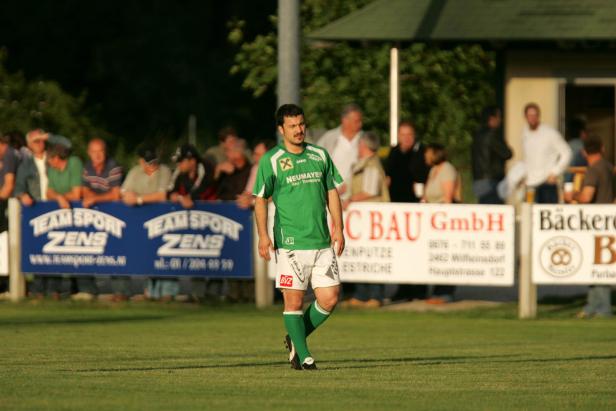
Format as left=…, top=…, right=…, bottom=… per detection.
left=280, top=275, right=293, bottom=287
left=539, top=236, right=582, bottom=278
left=279, top=157, right=293, bottom=171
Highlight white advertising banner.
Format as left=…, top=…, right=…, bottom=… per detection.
left=0, top=231, right=8, bottom=276
left=268, top=203, right=515, bottom=286
left=532, top=204, right=616, bottom=284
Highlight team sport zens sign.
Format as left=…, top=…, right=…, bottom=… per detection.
left=269, top=203, right=515, bottom=286
left=21, top=202, right=252, bottom=278
left=532, top=204, right=616, bottom=284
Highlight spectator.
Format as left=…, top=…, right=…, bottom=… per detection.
left=423, top=143, right=459, bottom=304
left=472, top=106, right=513, bottom=204
left=343, top=132, right=390, bottom=308
left=15, top=130, right=61, bottom=299
left=169, top=144, right=216, bottom=207
left=122, top=145, right=174, bottom=301
left=236, top=139, right=276, bottom=209
left=215, top=138, right=251, bottom=201
left=317, top=104, right=363, bottom=200
left=82, top=138, right=126, bottom=301
left=386, top=120, right=431, bottom=302
left=46, top=141, right=91, bottom=300
left=318, top=104, right=363, bottom=300
left=564, top=117, right=589, bottom=183
left=0, top=133, right=17, bottom=297
left=564, top=136, right=613, bottom=318
left=522, top=103, right=571, bottom=203
left=0, top=134, right=17, bottom=218
left=204, top=127, right=239, bottom=166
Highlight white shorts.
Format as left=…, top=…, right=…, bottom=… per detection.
left=275, top=248, right=340, bottom=291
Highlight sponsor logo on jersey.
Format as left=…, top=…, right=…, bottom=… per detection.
left=296, top=159, right=306, bottom=164
left=280, top=275, right=293, bottom=287
left=279, top=157, right=293, bottom=171
left=143, top=210, right=243, bottom=257
left=30, top=208, right=126, bottom=254
left=307, top=153, right=323, bottom=162
left=284, top=236, right=295, bottom=246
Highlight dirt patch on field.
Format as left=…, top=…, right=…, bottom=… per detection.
left=381, top=300, right=504, bottom=312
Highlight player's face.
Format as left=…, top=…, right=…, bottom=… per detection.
left=87, top=140, right=106, bottom=167
left=525, top=108, right=540, bottom=130
left=279, top=115, right=306, bottom=147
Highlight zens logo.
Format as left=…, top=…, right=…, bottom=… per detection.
left=539, top=236, right=583, bottom=278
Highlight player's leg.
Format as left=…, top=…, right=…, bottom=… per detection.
left=305, top=248, right=341, bottom=337
left=276, top=249, right=313, bottom=369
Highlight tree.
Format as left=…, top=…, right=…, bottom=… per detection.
left=0, top=51, right=107, bottom=157
left=229, top=0, right=496, bottom=169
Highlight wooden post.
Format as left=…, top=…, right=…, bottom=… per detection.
left=8, top=199, right=25, bottom=302
left=389, top=47, right=399, bottom=146
left=253, top=218, right=273, bottom=308
left=518, top=202, right=537, bottom=318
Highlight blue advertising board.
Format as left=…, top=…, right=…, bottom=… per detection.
left=21, top=202, right=253, bottom=278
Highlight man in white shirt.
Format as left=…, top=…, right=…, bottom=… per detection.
left=317, top=104, right=363, bottom=200
left=522, top=103, right=571, bottom=203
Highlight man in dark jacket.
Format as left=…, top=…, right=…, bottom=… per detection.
left=472, top=106, right=513, bottom=204
left=386, top=121, right=431, bottom=302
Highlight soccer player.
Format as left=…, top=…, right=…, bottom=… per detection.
left=253, top=104, right=345, bottom=371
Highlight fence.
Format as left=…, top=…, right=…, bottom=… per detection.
left=3, top=199, right=615, bottom=318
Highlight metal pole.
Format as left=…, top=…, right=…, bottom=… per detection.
left=389, top=47, right=399, bottom=146
left=277, top=0, right=301, bottom=108
left=253, top=217, right=273, bottom=308
left=8, top=198, right=25, bottom=302
left=518, top=203, right=537, bottom=319
left=188, top=114, right=197, bottom=146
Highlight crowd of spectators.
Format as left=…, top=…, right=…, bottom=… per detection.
left=0, top=101, right=612, bottom=316
left=0, top=127, right=274, bottom=302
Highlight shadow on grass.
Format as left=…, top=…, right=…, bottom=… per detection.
left=0, top=314, right=171, bottom=326
left=63, top=353, right=616, bottom=373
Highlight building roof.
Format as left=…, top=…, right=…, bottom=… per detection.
left=308, top=0, right=616, bottom=42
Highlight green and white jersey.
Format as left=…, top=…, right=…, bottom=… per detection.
left=253, top=142, right=343, bottom=250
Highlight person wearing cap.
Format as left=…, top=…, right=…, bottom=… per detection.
left=81, top=138, right=126, bottom=301
left=169, top=143, right=216, bottom=209
left=122, top=145, right=175, bottom=301
left=14, top=130, right=59, bottom=298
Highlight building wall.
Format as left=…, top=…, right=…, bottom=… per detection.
left=505, top=50, right=616, bottom=166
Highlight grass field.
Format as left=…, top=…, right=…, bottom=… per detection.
left=1, top=301, right=616, bottom=410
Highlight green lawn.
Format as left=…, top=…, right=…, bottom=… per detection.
left=1, top=301, right=615, bottom=410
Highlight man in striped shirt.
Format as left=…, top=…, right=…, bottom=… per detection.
left=82, top=138, right=123, bottom=208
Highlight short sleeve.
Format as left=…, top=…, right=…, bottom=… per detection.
left=157, top=166, right=172, bottom=192
left=253, top=156, right=275, bottom=198
left=583, top=167, right=599, bottom=188
left=108, top=160, right=123, bottom=188
left=441, top=162, right=457, bottom=183
left=362, top=167, right=381, bottom=196
left=325, top=152, right=344, bottom=191
left=3, top=150, right=17, bottom=174
left=121, top=167, right=137, bottom=191
left=69, top=157, right=83, bottom=189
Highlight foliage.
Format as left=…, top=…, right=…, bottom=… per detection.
left=0, top=51, right=107, bottom=157
left=229, top=0, right=496, bottom=168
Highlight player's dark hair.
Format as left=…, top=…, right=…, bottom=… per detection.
left=524, top=102, right=540, bottom=115
left=276, top=104, right=304, bottom=127
left=425, top=143, right=447, bottom=165
left=48, top=143, right=71, bottom=160
left=583, top=135, right=603, bottom=155
left=481, top=106, right=501, bottom=126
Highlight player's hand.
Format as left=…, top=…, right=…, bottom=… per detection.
left=20, top=193, right=34, bottom=207
left=123, top=191, right=138, bottom=206
left=546, top=174, right=558, bottom=185
left=331, top=229, right=345, bottom=257
left=57, top=196, right=70, bottom=209
left=82, top=197, right=96, bottom=208
left=258, top=235, right=274, bottom=261
left=180, top=196, right=194, bottom=209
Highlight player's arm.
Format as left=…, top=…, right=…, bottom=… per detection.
left=254, top=196, right=273, bottom=260
left=327, top=188, right=345, bottom=256
left=573, top=186, right=595, bottom=204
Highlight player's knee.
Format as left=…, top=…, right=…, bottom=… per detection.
left=283, top=291, right=304, bottom=311
left=319, top=290, right=339, bottom=312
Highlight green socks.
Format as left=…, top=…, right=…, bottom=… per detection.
left=283, top=311, right=311, bottom=362
left=303, top=301, right=331, bottom=337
